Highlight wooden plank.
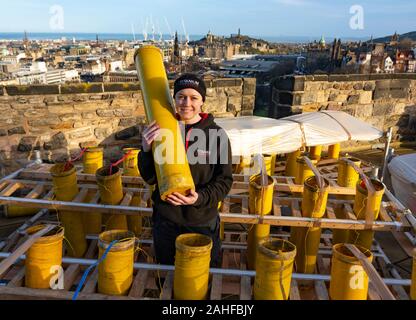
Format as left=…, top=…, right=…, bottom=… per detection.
left=239, top=250, right=252, bottom=300
left=0, top=182, right=21, bottom=197
left=210, top=274, right=223, bottom=300
left=378, top=205, right=393, bottom=222
left=81, top=268, right=98, bottom=294
left=0, top=224, right=55, bottom=277
left=391, top=231, right=414, bottom=257
left=376, top=256, right=409, bottom=300
left=344, top=244, right=395, bottom=300
left=344, top=204, right=357, bottom=220
left=314, top=281, right=329, bottom=300
left=63, top=264, right=80, bottom=291
left=273, top=200, right=281, bottom=216
left=326, top=206, right=337, bottom=220
left=7, top=267, right=25, bottom=287
left=0, top=286, right=138, bottom=300
left=120, top=192, right=133, bottom=206
left=25, top=185, right=44, bottom=199
left=128, top=269, right=150, bottom=298
left=72, top=188, right=90, bottom=203
left=289, top=279, right=301, bottom=300
left=160, top=271, right=174, bottom=300
left=241, top=197, right=249, bottom=215
left=291, top=200, right=302, bottom=218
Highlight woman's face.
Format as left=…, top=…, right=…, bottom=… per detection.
left=175, top=88, right=204, bottom=122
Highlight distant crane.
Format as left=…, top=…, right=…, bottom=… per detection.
left=181, top=17, right=189, bottom=45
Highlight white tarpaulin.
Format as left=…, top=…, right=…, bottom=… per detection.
left=388, top=153, right=416, bottom=214
left=215, top=111, right=383, bottom=156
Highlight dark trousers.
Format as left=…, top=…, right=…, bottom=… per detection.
left=152, top=213, right=222, bottom=268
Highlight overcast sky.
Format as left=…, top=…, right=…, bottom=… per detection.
left=1, top=0, right=415, bottom=38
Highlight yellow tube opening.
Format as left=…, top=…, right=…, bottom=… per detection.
left=349, top=179, right=385, bottom=250
left=25, top=224, right=64, bottom=289
left=96, top=166, right=128, bottom=231
left=50, top=163, right=87, bottom=257
left=329, top=243, right=373, bottom=300
left=98, top=229, right=135, bottom=296
left=174, top=233, right=213, bottom=300
left=254, top=238, right=297, bottom=300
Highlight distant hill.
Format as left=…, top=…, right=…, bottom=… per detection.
left=373, top=31, right=416, bottom=43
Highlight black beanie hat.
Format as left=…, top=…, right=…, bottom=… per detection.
left=174, top=73, right=206, bottom=102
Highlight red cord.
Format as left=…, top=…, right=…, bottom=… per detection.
left=63, top=147, right=87, bottom=172
left=108, top=149, right=133, bottom=176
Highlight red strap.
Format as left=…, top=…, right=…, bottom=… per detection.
left=109, top=149, right=133, bottom=175
left=64, top=147, right=87, bottom=172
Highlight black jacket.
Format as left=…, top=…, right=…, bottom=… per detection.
left=138, top=113, right=233, bottom=226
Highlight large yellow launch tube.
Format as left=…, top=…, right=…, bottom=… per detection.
left=332, top=157, right=361, bottom=245
left=348, top=179, right=385, bottom=250
left=96, top=166, right=128, bottom=231
left=174, top=233, right=212, bottom=300
left=292, top=176, right=329, bottom=274
left=82, top=146, right=103, bottom=234
left=329, top=243, right=373, bottom=300
left=98, top=230, right=135, bottom=295
left=263, top=154, right=277, bottom=176
left=247, top=174, right=275, bottom=270
left=4, top=206, right=39, bottom=218
left=285, top=149, right=301, bottom=177
left=122, top=148, right=142, bottom=237
left=25, top=224, right=64, bottom=289
left=309, top=145, right=322, bottom=161
left=295, top=156, right=317, bottom=185
left=134, top=46, right=195, bottom=201
left=327, top=143, right=341, bottom=160
left=254, top=238, right=296, bottom=300
left=50, top=163, right=87, bottom=258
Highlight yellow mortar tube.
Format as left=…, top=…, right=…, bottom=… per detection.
left=174, top=233, right=213, bottom=300
left=237, top=155, right=252, bottom=175
left=96, top=166, right=128, bottom=231
left=348, top=179, right=385, bottom=250
left=309, top=145, right=322, bottom=161
left=134, top=45, right=195, bottom=201
left=122, top=148, right=142, bottom=237
left=122, top=148, right=141, bottom=177
left=329, top=243, right=373, bottom=300
left=254, top=238, right=297, bottom=300
left=285, top=149, right=301, bottom=177
left=411, top=249, right=416, bottom=300
left=50, top=163, right=87, bottom=257
left=25, top=224, right=64, bottom=289
left=332, top=157, right=362, bottom=245
left=4, top=206, right=39, bottom=218
left=295, top=156, right=317, bottom=185
left=83, top=146, right=103, bottom=174
left=81, top=146, right=104, bottom=234
left=263, top=154, right=277, bottom=176
left=247, top=174, right=275, bottom=270
left=98, top=230, right=135, bottom=295
left=292, top=176, right=329, bottom=274
left=327, top=143, right=341, bottom=160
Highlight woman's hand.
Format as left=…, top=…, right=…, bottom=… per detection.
left=142, top=120, right=160, bottom=152
left=166, top=190, right=199, bottom=206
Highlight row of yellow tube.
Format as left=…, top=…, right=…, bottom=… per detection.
left=24, top=222, right=416, bottom=300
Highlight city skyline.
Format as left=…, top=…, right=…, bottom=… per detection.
left=1, top=0, right=415, bottom=39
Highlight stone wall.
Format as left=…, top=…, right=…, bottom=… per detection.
left=270, top=73, right=416, bottom=146
left=0, top=78, right=256, bottom=175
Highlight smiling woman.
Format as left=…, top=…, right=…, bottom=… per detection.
left=138, top=73, right=233, bottom=269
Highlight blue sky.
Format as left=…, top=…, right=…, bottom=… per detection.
left=1, top=0, right=415, bottom=38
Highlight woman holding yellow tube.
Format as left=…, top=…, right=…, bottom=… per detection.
left=138, top=73, right=233, bottom=267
